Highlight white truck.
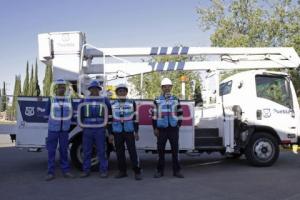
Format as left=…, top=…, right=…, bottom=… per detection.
left=2, top=31, right=300, bottom=169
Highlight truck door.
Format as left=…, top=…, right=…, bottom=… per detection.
left=255, top=74, right=298, bottom=143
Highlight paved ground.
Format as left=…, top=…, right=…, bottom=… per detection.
left=0, top=136, right=300, bottom=200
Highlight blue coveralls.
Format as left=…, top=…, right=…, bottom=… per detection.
left=81, top=97, right=111, bottom=173
left=47, top=97, right=72, bottom=175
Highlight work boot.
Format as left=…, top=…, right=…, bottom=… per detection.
left=114, top=171, right=128, bottom=179
left=80, top=172, right=90, bottom=178
left=173, top=171, right=184, bottom=178
left=100, top=172, right=108, bottom=178
left=45, top=174, right=55, bottom=181
left=153, top=171, right=164, bottom=178
left=63, top=172, right=75, bottom=179
left=134, top=173, right=142, bottom=181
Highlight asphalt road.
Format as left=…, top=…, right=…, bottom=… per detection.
left=0, top=136, right=300, bottom=200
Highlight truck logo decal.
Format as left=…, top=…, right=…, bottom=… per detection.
left=263, top=109, right=271, bottom=118
left=25, top=107, right=35, bottom=116
left=37, top=107, right=46, bottom=112
left=273, top=109, right=291, bottom=114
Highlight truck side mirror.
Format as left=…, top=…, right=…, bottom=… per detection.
left=290, top=109, right=295, bottom=118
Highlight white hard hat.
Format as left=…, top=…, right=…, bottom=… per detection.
left=161, top=78, right=172, bottom=86
left=115, top=83, right=128, bottom=92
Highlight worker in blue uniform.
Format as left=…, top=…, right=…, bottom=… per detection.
left=108, top=83, right=142, bottom=180
left=45, top=79, right=74, bottom=181
left=152, top=78, right=184, bottom=178
left=80, top=80, right=112, bottom=178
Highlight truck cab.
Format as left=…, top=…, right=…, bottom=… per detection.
left=221, top=70, right=299, bottom=143
left=217, top=70, right=300, bottom=165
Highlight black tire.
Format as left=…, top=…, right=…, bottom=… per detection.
left=70, top=138, right=83, bottom=170
left=70, top=138, right=99, bottom=171
left=245, top=132, right=279, bottom=167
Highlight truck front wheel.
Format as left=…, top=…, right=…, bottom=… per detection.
left=245, top=132, right=279, bottom=167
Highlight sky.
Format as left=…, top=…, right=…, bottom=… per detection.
left=0, top=0, right=212, bottom=95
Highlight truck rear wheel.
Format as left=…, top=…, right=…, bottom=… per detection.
left=245, top=132, right=279, bottom=166
left=70, top=138, right=98, bottom=171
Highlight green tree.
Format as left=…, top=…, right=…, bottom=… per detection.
left=33, top=59, right=41, bottom=96
left=43, top=63, right=53, bottom=96
left=6, top=106, right=14, bottom=121
left=1, top=82, right=7, bottom=112
left=23, top=61, right=29, bottom=96
left=129, top=55, right=201, bottom=99
left=28, top=64, right=34, bottom=96
left=194, top=80, right=203, bottom=106
left=12, top=75, right=22, bottom=118
left=197, top=0, right=300, bottom=84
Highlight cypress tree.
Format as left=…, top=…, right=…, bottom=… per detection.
left=12, top=75, right=22, bottom=118
left=33, top=59, right=40, bottom=96
left=23, top=61, right=29, bottom=96
left=28, top=64, right=34, bottom=96
left=1, top=82, right=7, bottom=111
left=43, top=63, right=53, bottom=96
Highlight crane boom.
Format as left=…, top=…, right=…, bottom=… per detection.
left=82, top=45, right=300, bottom=77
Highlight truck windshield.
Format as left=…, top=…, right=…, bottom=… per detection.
left=255, top=75, right=292, bottom=108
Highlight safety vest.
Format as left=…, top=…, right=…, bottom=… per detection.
left=111, top=99, right=135, bottom=133
left=83, top=97, right=105, bottom=125
left=48, top=97, right=72, bottom=132
left=155, top=95, right=179, bottom=128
